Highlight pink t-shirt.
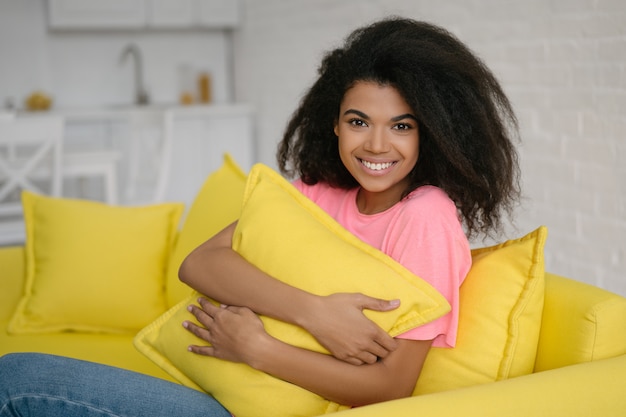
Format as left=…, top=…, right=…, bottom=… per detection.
left=293, top=180, right=471, bottom=348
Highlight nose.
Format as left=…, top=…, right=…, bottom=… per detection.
left=363, top=127, right=390, bottom=154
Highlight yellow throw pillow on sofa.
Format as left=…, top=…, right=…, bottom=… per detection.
left=135, top=163, right=451, bottom=417
left=164, top=154, right=247, bottom=307
left=413, top=226, right=547, bottom=395
left=8, top=191, right=183, bottom=334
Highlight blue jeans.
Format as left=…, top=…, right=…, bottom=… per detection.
left=0, top=353, right=231, bottom=417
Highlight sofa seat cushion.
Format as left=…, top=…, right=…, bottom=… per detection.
left=0, top=320, right=175, bottom=382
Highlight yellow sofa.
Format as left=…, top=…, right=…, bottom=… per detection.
left=2, top=156, right=626, bottom=416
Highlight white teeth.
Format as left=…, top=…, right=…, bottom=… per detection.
left=361, top=160, right=394, bottom=171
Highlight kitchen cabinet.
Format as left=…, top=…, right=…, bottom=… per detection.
left=162, top=105, right=254, bottom=210
left=48, top=0, right=146, bottom=29
left=48, top=0, right=240, bottom=30
left=149, top=0, right=240, bottom=28
left=148, top=0, right=195, bottom=28
left=197, top=0, right=240, bottom=28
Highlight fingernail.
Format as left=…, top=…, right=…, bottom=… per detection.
left=187, top=305, right=193, bottom=312
left=182, top=321, right=188, bottom=328
left=389, top=299, right=400, bottom=307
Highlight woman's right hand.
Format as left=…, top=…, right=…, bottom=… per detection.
left=301, top=293, right=400, bottom=365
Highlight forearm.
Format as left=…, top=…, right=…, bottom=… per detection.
left=178, top=222, right=318, bottom=328
left=181, top=224, right=402, bottom=365
left=249, top=337, right=430, bottom=407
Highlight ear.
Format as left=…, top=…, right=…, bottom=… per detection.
left=333, top=120, right=339, bottom=137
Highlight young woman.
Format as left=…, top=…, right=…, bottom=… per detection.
left=178, top=17, right=519, bottom=408
left=0, top=17, right=519, bottom=416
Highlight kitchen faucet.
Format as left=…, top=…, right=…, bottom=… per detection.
left=120, top=43, right=150, bottom=105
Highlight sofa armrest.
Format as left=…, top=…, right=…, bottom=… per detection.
left=535, top=273, right=626, bottom=371
left=0, top=245, right=25, bottom=322
left=329, top=355, right=626, bottom=417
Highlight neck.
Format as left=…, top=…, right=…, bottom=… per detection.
left=356, top=188, right=401, bottom=215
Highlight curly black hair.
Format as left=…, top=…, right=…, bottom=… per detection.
left=277, top=17, right=520, bottom=239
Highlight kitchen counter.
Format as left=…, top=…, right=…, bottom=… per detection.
left=22, top=103, right=253, bottom=121
left=15, top=103, right=256, bottom=208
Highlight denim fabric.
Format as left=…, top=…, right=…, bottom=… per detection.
left=0, top=353, right=231, bottom=417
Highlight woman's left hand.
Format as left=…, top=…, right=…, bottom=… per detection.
left=183, top=297, right=269, bottom=365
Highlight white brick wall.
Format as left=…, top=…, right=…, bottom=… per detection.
left=234, top=0, right=626, bottom=295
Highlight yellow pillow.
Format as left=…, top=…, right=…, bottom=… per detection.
left=413, top=226, right=547, bottom=395
left=135, top=163, right=451, bottom=417
left=8, top=191, right=184, bottom=334
left=165, top=154, right=247, bottom=307
left=0, top=246, right=25, bottom=322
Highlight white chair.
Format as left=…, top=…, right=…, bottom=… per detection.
left=123, top=109, right=171, bottom=205
left=62, top=149, right=121, bottom=205
left=154, top=109, right=175, bottom=203
left=0, top=116, right=64, bottom=245
left=54, top=114, right=122, bottom=205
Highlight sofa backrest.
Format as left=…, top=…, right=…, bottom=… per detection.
left=164, top=154, right=247, bottom=307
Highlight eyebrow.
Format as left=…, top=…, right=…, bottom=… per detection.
left=343, top=109, right=418, bottom=122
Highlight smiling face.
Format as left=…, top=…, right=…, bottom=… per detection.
left=334, top=81, right=420, bottom=214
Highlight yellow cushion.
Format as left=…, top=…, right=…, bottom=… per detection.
left=0, top=246, right=25, bottom=322
left=413, top=226, right=547, bottom=395
left=8, top=191, right=183, bottom=334
left=135, top=163, right=451, bottom=417
left=165, top=154, right=247, bottom=307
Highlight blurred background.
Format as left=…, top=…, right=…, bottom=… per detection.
left=1, top=0, right=624, bottom=295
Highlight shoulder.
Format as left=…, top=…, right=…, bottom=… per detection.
left=403, top=185, right=458, bottom=218
left=387, top=185, right=465, bottom=246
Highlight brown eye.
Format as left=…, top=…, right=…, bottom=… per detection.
left=349, top=118, right=368, bottom=127
left=393, top=123, right=412, bottom=131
